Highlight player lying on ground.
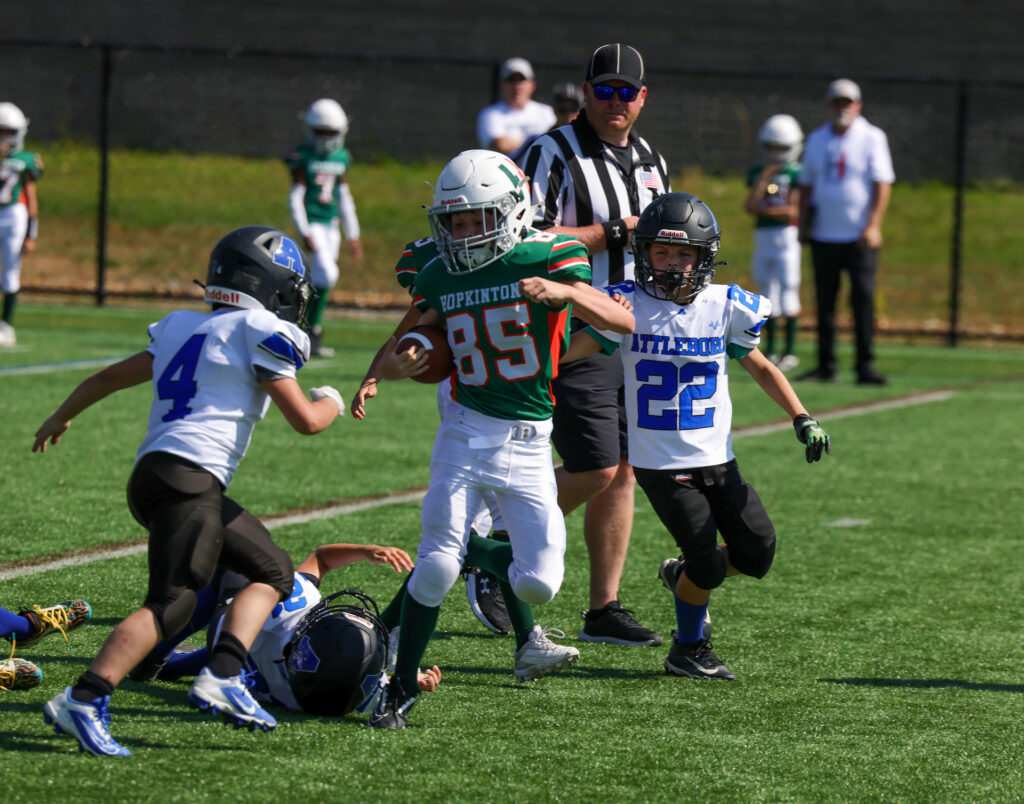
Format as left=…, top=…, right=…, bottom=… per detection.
left=32, top=226, right=346, bottom=757
left=365, top=150, right=634, bottom=729
left=555, top=192, right=831, bottom=681
left=130, top=542, right=440, bottom=715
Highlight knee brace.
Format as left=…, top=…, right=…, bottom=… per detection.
left=727, top=535, right=776, bottom=580
left=510, top=574, right=556, bottom=606
left=407, top=552, right=462, bottom=608
left=683, top=549, right=729, bottom=591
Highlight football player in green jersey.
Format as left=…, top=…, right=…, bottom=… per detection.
left=743, top=114, right=804, bottom=372
left=0, top=102, right=42, bottom=346
left=365, top=150, right=635, bottom=729
left=284, top=98, right=363, bottom=357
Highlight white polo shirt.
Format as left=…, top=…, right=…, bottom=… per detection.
left=800, top=116, right=895, bottom=243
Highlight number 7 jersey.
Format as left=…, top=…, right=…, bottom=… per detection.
left=599, top=281, right=770, bottom=470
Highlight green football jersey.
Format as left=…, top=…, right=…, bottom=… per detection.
left=283, top=143, right=352, bottom=223
left=410, top=230, right=591, bottom=421
left=746, top=162, right=801, bottom=228
left=0, top=150, right=43, bottom=208
left=395, top=236, right=444, bottom=296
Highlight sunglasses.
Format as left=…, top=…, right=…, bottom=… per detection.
left=591, top=84, right=640, bottom=102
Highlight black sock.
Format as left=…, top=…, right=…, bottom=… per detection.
left=207, top=631, right=248, bottom=678
left=71, top=670, right=115, bottom=703
left=1, top=291, right=16, bottom=323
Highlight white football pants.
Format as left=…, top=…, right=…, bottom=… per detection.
left=408, top=400, right=564, bottom=609
left=0, top=203, right=27, bottom=294
left=307, top=220, right=341, bottom=289
left=752, top=224, right=802, bottom=318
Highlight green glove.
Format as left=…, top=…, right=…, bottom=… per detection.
left=793, top=414, right=831, bottom=463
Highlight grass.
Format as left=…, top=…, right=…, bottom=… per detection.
left=22, top=141, right=1024, bottom=333
left=1, top=304, right=1023, bottom=802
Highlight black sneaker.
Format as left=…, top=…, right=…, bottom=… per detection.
left=579, top=601, right=662, bottom=646
left=657, top=558, right=712, bottom=641
left=857, top=368, right=888, bottom=386
left=128, top=651, right=169, bottom=683
left=465, top=568, right=511, bottom=635
left=795, top=366, right=837, bottom=382
left=368, top=675, right=419, bottom=730
left=664, top=637, right=735, bottom=680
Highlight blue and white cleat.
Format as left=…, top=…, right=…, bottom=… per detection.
left=188, top=667, right=277, bottom=731
left=42, top=686, right=131, bottom=757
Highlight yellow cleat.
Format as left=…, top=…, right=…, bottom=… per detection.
left=0, top=657, right=43, bottom=691
left=14, top=600, right=92, bottom=649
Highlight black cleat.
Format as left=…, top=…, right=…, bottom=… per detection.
left=465, top=568, right=511, bottom=635
left=664, top=637, right=735, bottom=680
left=368, top=675, right=419, bottom=730
left=795, top=366, right=837, bottom=382
left=580, top=601, right=662, bottom=646
left=856, top=369, right=888, bottom=386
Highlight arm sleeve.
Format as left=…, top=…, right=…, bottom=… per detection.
left=337, top=182, right=360, bottom=240
left=870, top=129, right=896, bottom=183
left=288, top=184, right=311, bottom=239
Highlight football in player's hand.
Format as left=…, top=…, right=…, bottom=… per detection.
left=395, top=325, right=454, bottom=384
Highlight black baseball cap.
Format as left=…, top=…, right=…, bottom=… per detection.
left=586, top=43, right=645, bottom=90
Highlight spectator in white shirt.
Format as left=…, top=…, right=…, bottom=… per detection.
left=476, top=57, right=556, bottom=156
left=797, top=78, right=894, bottom=386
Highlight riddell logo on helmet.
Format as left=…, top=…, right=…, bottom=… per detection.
left=441, top=196, right=469, bottom=206
left=205, top=287, right=241, bottom=304
left=658, top=229, right=689, bottom=239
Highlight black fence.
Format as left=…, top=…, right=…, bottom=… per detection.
left=5, top=38, right=1024, bottom=344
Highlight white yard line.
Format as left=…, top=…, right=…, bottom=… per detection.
left=0, top=357, right=131, bottom=377
left=1, top=390, right=954, bottom=581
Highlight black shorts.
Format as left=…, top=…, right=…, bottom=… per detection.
left=633, top=460, right=775, bottom=577
left=127, top=452, right=293, bottom=605
left=552, top=348, right=628, bottom=473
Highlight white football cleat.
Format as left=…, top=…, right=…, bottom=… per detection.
left=188, top=667, right=277, bottom=731
left=514, top=626, right=580, bottom=682
left=776, top=354, right=800, bottom=373
left=43, top=687, right=131, bottom=757
left=0, top=321, right=15, bottom=348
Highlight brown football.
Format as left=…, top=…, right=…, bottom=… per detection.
left=394, top=324, right=455, bottom=384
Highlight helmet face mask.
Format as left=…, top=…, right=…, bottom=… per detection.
left=634, top=193, right=722, bottom=305
left=304, top=99, right=349, bottom=156
left=204, top=226, right=313, bottom=328
left=758, top=114, right=803, bottom=164
left=0, top=102, right=28, bottom=155
left=284, top=590, right=389, bottom=717
left=427, top=149, right=536, bottom=274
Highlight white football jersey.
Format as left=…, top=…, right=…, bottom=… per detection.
left=598, top=282, right=770, bottom=470
left=243, top=571, right=323, bottom=710
left=135, top=308, right=310, bottom=487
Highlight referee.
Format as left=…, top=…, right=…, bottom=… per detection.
left=521, top=43, right=670, bottom=646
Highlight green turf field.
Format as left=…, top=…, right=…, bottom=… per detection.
left=2, top=304, right=1022, bottom=802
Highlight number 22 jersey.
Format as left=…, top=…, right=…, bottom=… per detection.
left=597, top=282, right=770, bottom=470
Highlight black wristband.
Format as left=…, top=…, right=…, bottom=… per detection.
left=601, top=219, right=629, bottom=249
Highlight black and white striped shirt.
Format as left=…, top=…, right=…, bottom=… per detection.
left=521, top=113, right=670, bottom=289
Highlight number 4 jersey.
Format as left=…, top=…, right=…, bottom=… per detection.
left=596, top=281, right=770, bottom=470
left=136, top=307, right=310, bottom=487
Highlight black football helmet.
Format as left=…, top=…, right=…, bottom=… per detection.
left=283, top=589, right=389, bottom=717
left=633, top=193, right=722, bottom=304
left=203, top=226, right=314, bottom=327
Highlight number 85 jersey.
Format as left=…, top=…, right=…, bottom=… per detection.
left=600, top=281, right=770, bottom=470
left=135, top=308, right=310, bottom=487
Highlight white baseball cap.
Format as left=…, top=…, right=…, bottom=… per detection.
left=500, top=57, right=534, bottom=82
left=826, top=78, right=861, bottom=102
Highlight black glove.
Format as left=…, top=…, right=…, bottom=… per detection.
left=793, top=414, right=831, bottom=463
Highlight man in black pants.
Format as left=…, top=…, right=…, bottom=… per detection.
left=797, top=78, right=894, bottom=385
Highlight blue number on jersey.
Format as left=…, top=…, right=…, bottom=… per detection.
left=270, top=577, right=307, bottom=619
left=727, top=284, right=760, bottom=313
left=156, top=334, right=207, bottom=422
left=636, top=359, right=718, bottom=431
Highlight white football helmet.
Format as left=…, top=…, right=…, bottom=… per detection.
left=427, top=149, right=535, bottom=274
left=304, top=98, right=348, bottom=156
left=758, top=114, right=803, bottom=164
left=0, top=102, right=29, bottom=154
